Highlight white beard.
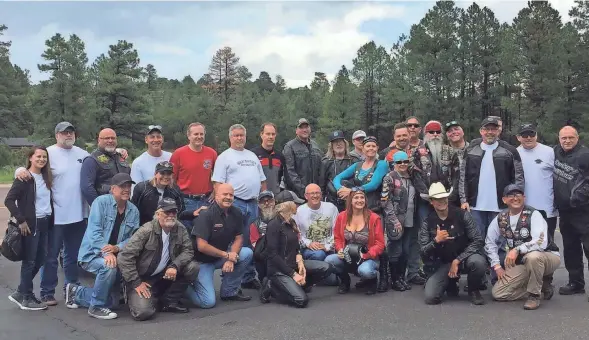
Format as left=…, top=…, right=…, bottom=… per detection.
left=163, top=218, right=176, bottom=228
left=260, top=207, right=276, bottom=221
left=426, top=138, right=443, bottom=168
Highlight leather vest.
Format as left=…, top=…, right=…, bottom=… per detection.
left=497, top=206, right=559, bottom=252
left=89, top=149, right=131, bottom=195
left=416, top=144, right=454, bottom=187
left=381, top=171, right=410, bottom=217
left=353, top=162, right=381, bottom=212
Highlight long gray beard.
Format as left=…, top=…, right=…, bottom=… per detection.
left=260, top=207, right=276, bottom=221
left=426, top=138, right=443, bottom=168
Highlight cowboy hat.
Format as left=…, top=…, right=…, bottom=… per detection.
left=428, top=182, right=451, bottom=199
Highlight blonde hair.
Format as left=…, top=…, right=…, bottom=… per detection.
left=326, top=139, right=350, bottom=159
left=276, top=201, right=299, bottom=231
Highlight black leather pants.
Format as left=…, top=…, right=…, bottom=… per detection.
left=268, top=260, right=333, bottom=308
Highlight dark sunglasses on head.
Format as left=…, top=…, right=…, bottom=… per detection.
left=350, top=186, right=365, bottom=193
left=520, top=131, right=536, bottom=138
left=407, top=123, right=420, bottom=128
left=149, top=125, right=162, bottom=131
left=158, top=161, right=172, bottom=167
left=445, top=121, right=459, bottom=128
left=427, top=131, right=442, bottom=135
left=395, top=160, right=410, bottom=165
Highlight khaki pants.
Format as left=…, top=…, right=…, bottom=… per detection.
left=492, top=252, right=561, bottom=300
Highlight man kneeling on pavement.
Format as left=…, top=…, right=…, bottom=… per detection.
left=65, top=173, right=140, bottom=320
left=485, top=184, right=560, bottom=310
left=419, top=182, right=487, bottom=305
left=117, top=198, right=199, bottom=320
left=185, top=183, right=253, bottom=308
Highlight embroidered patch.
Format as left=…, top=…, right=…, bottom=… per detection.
left=520, top=227, right=530, bottom=238
left=97, top=155, right=109, bottom=164
left=203, top=159, right=212, bottom=169
left=214, top=223, right=223, bottom=229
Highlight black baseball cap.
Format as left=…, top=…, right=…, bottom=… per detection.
left=481, top=116, right=500, bottom=128
left=147, top=125, right=162, bottom=134
left=503, top=184, right=524, bottom=197
left=157, top=197, right=178, bottom=212
left=518, top=123, right=536, bottom=135
left=111, top=173, right=135, bottom=186
left=275, top=190, right=305, bottom=204
left=329, top=130, right=345, bottom=142
left=155, top=161, right=173, bottom=173
left=445, top=120, right=461, bottom=129
left=258, top=191, right=274, bottom=200
left=55, top=121, right=75, bottom=134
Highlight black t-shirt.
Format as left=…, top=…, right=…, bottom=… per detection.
left=109, top=212, right=125, bottom=245
left=191, top=203, right=243, bottom=263
left=430, top=210, right=465, bottom=263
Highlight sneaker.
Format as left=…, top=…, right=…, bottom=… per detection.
left=524, top=293, right=541, bottom=310
left=65, top=283, right=79, bottom=309
left=10, top=293, right=48, bottom=311
left=88, top=306, right=118, bottom=320
left=40, top=295, right=58, bottom=306
left=8, top=292, right=25, bottom=309
left=559, top=282, right=585, bottom=295
left=468, top=290, right=485, bottom=305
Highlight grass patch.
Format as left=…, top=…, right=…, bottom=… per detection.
left=0, top=166, right=14, bottom=185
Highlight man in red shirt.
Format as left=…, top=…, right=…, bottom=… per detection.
left=170, top=122, right=217, bottom=231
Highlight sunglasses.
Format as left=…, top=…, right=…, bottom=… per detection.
left=520, top=131, right=536, bottom=138
left=158, top=161, right=172, bottom=167
left=163, top=210, right=178, bottom=215
left=407, top=123, right=420, bottom=128
left=350, top=186, right=365, bottom=193
left=149, top=125, right=162, bottom=131
left=445, top=121, right=459, bottom=128
left=395, top=160, right=410, bottom=165
left=427, top=131, right=442, bottom=135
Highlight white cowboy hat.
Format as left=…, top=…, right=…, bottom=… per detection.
left=428, top=182, right=451, bottom=199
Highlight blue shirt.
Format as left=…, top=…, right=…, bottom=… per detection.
left=333, top=160, right=388, bottom=192
left=78, top=194, right=140, bottom=263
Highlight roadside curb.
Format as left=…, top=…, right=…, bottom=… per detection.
left=0, top=184, right=11, bottom=189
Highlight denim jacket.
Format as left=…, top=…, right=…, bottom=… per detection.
left=78, top=194, right=140, bottom=263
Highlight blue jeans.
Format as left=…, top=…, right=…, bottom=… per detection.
left=182, top=197, right=209, bottom=233
left=471, top=210, right=499, bottom=239
left=302, top=249, right=338, bottom=285
left=232, top=198, right=258, bottom=283
left=75, top=257, right=120, bottom=309
left=18, top=217, right=49, bottom=297
left=325, top=254, right=379, bottom=279
left=40, top=220, right=87, bottom=298
left=185, top=247, right=253, bottom=309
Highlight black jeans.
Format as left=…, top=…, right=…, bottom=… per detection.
left=538, top=210, right=557, bottom=244
left=126, top=261, right=198, bottom=321
left=18, top=217, right=49, bottom=297
left=559, top=212, right=589, bottom=287
left=268, top=260, right=333, bottom=308
left=255, top=260, right=267, bottom=282
left=423, top=253, right=486, bottom=304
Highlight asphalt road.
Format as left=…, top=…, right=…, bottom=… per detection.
left=0, top=186, right=588, bottom=340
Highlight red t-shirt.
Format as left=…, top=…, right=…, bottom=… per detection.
left=170, top=145, right=217, bottom=195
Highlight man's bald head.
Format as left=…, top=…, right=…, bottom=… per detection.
left=215, top=183, right=235, bottom=208
left=304, top=183, right=322, bottom=207
left=305, top=183, right=321, bottom=194
left=98, top=128, right=117, bottom=152
left=559, top=125, right=579, bottom=152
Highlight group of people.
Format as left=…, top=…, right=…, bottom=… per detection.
left=3, top=114, right=589, bottom=321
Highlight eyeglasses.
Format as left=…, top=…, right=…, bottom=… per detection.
left=445, top=121, right=459, bottom=128
left=163, top=210, right=178, bottom=215
left=260, top=198, right=274, bottom=205
left=506, top=193, right=524, bottom=199
left=305, top=191, right=322, bottom=196
left=407, top=124, right=420, bottom=128
left=427, top=131, right=442, bottom=135
left=519, top=131, right=536, bottom=138
left=395, top=160, right=410, bottom=165
left=149, top=125, right=162, bottom=131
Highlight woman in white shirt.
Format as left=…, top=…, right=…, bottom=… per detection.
left=5, top=146, right=54, bottom=311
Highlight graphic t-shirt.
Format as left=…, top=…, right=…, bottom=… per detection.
left=211, top=148, right=266, bottom=200
left=294, top=202, right=339, bottom=251
left=169, top=145, right=217, bottom=195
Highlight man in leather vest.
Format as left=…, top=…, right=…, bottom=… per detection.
left=81, top=128, right=131, bottom=206
left=485, top=184, right=560, bottom=310
left=249, top=190, right=277, bottom=281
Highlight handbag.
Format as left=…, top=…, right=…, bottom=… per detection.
left=1, top=217, right=24, bottom=262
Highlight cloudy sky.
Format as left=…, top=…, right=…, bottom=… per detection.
left=1, top=0, right=574, bottom=88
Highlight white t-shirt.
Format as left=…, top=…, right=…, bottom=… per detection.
left=153, top=231, right=170, bottom=276
left=48, top=145, right=90, bottom=224
left=517, top=143, right=557, bottom=217
left=212, top=148, right=266, bottom=200
left=473, top=141, right=500, bottom=212
left=294, top=202, right=339, bottom=251
left=31, top=173, right=52, bottom=218
left=130, top=151, right=172, bottom=183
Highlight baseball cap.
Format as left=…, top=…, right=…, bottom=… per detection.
left=157, top=197, right=178, bottom=212
left=275, top=190, right=305, bottom=204
left=111, top=173, right=135, bottom=186
left=55, top=121, right=75, bottom=134
left=503, top=184, right=524, bottom=197
left=147, top=125, right=162, bottom=134
left=424, top=120, right=443, bottom=132
left=518, top=123, right=536, bottom=135
left=258, top=190, right=274, bottom=200
left=481, top=116, right=500, bottom=128
left=445, top=120, right=461, bottom=129
left=155, top=161, right=173, bottom=173
left=329, top=130, right=345, bottom=142
left=297, top=118, right=310, bottom=128
left=352, top=130, right=367, bottom=140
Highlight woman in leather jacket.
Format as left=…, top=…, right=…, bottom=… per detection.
left=131, top=161, right=187, bottom=226
left=325, top=188, right=385, bottom=295
left=259, top=201, right=333, bottom=308
left=320, top=131, right=359, bottom=212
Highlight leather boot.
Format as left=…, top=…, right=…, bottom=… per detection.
left=377, top=255, right=389, bottom=293
left=398, top=259, right=411, bottom=290
left=390, top=261, right=406, bottom=292
left=338, top=272, right=351, bottom=294
left=541, top=275, right=554, bottom=300
left=365, top=278, right=377, bottom=295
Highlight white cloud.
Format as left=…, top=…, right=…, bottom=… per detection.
left=459, top=0, right=575, bottom=23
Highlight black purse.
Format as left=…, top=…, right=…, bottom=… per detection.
left=1, top=218, right=24, bottom=262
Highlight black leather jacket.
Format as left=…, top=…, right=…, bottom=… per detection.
left=320, top=155, right=359, bottom=211
left=131, top=180, right=186, bottom=225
